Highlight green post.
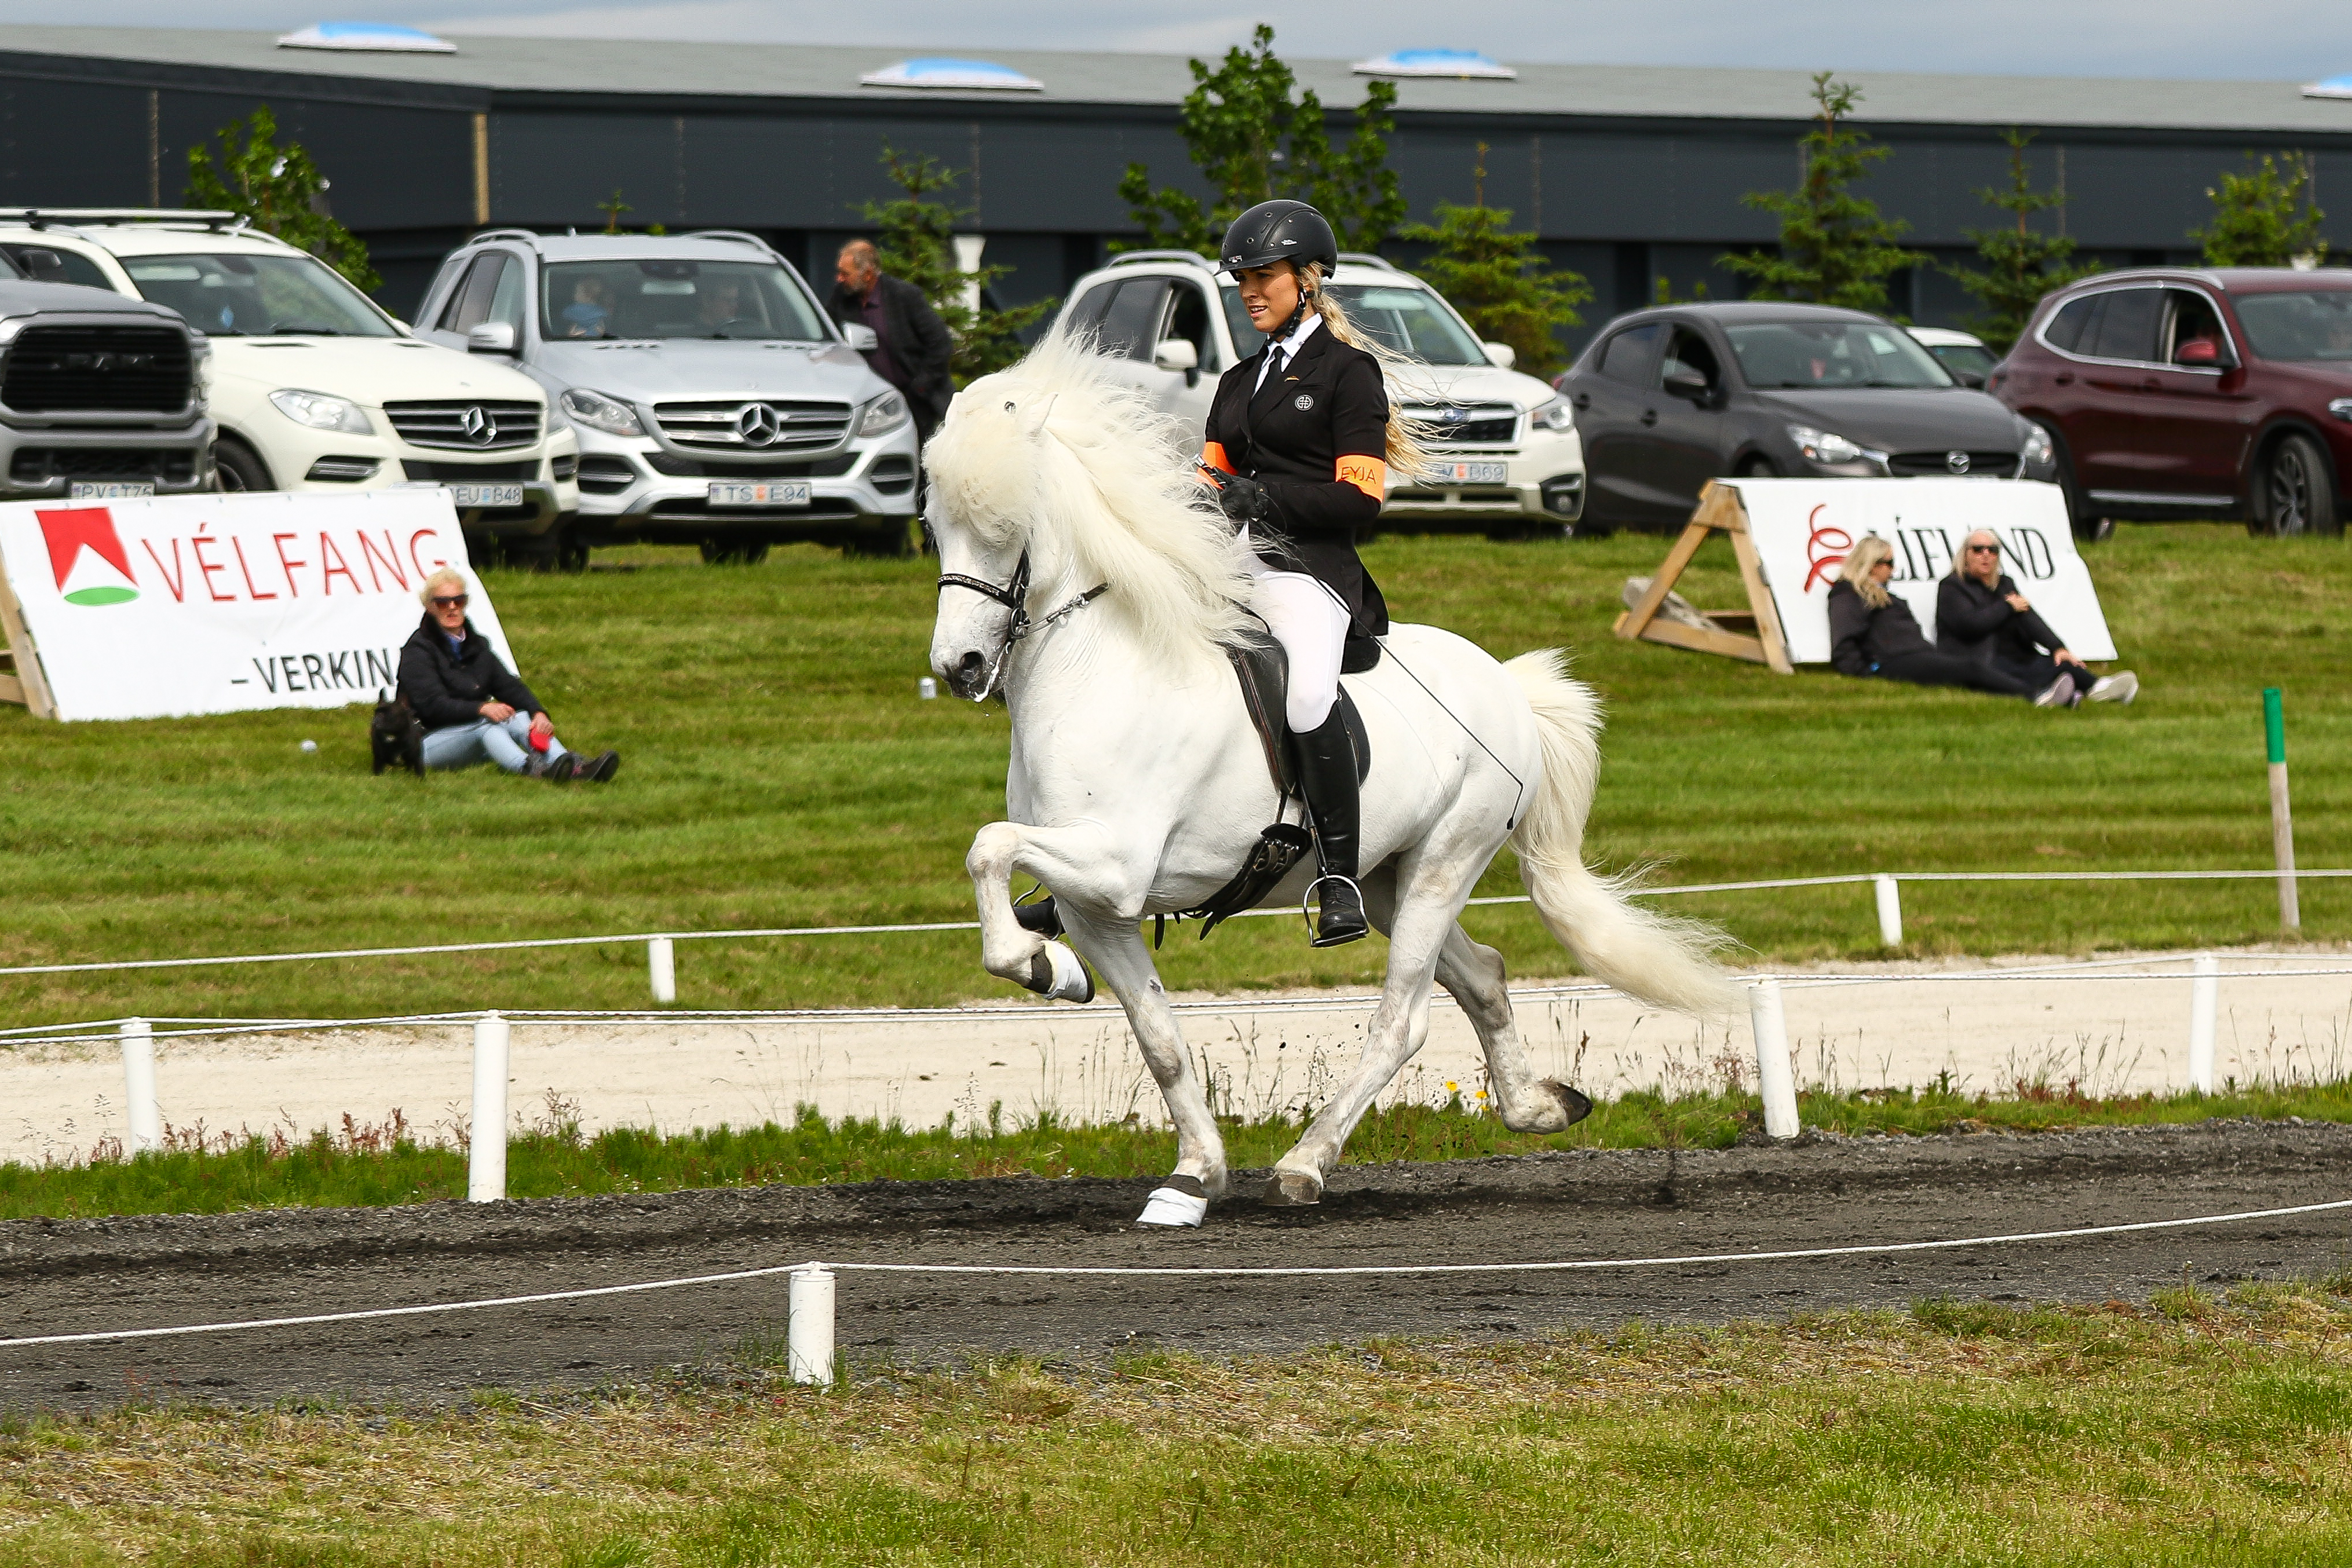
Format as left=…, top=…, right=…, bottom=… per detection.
left=2265, top=689, right=2299, bottom=930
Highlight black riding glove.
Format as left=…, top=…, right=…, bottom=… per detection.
left=1205, top=467, right=1276, bottom=528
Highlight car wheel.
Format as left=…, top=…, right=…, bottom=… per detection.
left=2253, top=432, right=2341, bottom=538
left=554, top=528, right=590, bottom=573
left=1734, top=455, right=1778, bottom=478
left=2033, top=425, right=2106, bottom=541
left=213, top=438, right=273, bottom=494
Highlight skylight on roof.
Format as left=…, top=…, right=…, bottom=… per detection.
left=1352, top=49, right=1514, bottom=80
left=860, top=58, right=1043, bottom=92
left=2304, top=75, right=2352, bottom=99
left=276, top=21, right=457, bottom=53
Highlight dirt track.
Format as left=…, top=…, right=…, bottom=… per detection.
left=5, top=1121, right=2350, bottom=1412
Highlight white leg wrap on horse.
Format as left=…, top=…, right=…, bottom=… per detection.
left=1030, top=940, right=1094, bottom=1003
left=1136, top=1186, right=1210, bottom=1227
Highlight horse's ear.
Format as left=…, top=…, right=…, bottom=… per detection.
left=1022, top=395, right=1058, bottom=438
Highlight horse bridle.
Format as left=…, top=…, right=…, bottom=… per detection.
left=937, top=549, right=1109, bottom=701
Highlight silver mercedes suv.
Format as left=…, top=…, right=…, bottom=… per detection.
left=415, top=231, right=920, bottom=562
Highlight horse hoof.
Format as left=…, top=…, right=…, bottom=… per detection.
left=1137, top=1183, right=1208, bottom=1227
left=1262, top=1169, right=1323, bottom=1207
left=1024, top=941, right=1094, bottom=1004
left=1544, top=1080, right=1595, bottom=1128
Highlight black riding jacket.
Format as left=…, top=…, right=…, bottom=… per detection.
left=397, top=614, right=542, bottom=731
left=1203, top=323, right=1392, bottom=637
left=1935, top=572, right=2068, bottom=664
left=1826, top=579, right=1935, bottom=675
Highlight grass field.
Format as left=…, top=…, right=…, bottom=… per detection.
left=0, top=524, right=2343, bottom=1029
left=8, top=1286, right=2352, bottom=1564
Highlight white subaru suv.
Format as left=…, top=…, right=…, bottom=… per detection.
left=0, top=211, right=580, bottom=567
left=1055, top=251, right=1586, bottom=533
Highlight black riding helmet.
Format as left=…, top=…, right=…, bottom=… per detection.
left=1219, top=199, right=1340, bottom=279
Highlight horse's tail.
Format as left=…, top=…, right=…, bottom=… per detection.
left=1503, top=650, right=1742, bottom=1017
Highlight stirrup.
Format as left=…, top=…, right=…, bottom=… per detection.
left=1302, top=873, right=1369, bottom=948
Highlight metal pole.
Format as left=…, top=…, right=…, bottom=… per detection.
left=648, top=936, right=677, bottom=1004
left=787, top=1264, right=836, bottom=1387
left=1874, top=874, right=1903, bottom=948
left=2266, top=689, right=2299, bottom=931
left=2187, top=954, right=2219, bottom=1094
left=1749, top=979, right=1799, bottom=1139
left=118, top=1018, right=161, bottom=1156
left=468, top=1012, right=510, bottom=1203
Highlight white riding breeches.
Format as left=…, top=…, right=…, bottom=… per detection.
left=1250, top=565, right=1350, bottom=731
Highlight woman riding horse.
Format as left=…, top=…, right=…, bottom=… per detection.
left=1201, top=198, right=1426, bottom=948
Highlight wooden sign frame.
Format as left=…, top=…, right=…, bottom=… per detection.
left=0, top=554, right=56, bottom=718
left=1610, top=480, right=1795, bottom=675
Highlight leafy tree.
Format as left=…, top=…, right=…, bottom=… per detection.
left=1401, top=145, right=1590, bottom=378
left=184, top=107, right=378, bottom=291
left=1721, top=73, right=1924, bottom=314
left=1117, top=24, right=1405, bottom=256
left=2192, top=152, right=2326, bottom=267
left=1944, top=129, right=2099, bottom=353
left=859, top=147, right=1056, bottom=385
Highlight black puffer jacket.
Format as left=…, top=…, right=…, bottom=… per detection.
left=1827, top=579, right=1934, bottom=675
left=397, top=615, right=542, bottom=731
left=1935, top=572, right=2066, bottom=664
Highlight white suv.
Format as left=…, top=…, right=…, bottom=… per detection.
left=0, top=211, right=580, bottom=567
left=1055, top=251, right=1586, bottom=533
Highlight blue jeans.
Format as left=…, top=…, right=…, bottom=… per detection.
left=421, top=714, right=569, bottom=774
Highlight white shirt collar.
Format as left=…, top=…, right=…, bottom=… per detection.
left=1254, top=310, right=1321, bottom=390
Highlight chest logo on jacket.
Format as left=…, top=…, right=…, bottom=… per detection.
left=1293, top=393, right=1314, bottom=411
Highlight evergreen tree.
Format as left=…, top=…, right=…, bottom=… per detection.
left=1117, top=24, right=1405, bottom=256
left=184, top=107, right=378, bottom=291
left=2192, top=152, right=2326, bottom=267
left=1721, top=73, right=1924, bottom=314
left=859, top=148, right=1056, bottom=385
left=1401, top=145, right=1590, bottom=378
left=1944, top=129, right=2098, bottom=353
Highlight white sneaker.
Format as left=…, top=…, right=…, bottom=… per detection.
left=2088, top=671, right=2139, bottom=704
left=2035, top=673, right=2077, bottom=708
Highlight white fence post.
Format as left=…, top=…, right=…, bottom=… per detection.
left=468, top=1012, right=510, bottom=1203
left=2187, top=953, right=2219, bottom=1094
left=787, top=1264, right=837, bottom=1387
left=1749, top=979, right=1800, bottom=1140
left=118, top=1018, right=162, bottom=1156
left=648, top=936, right=677, bottom=1004
left=1873, top=875, right=1904, bottom=948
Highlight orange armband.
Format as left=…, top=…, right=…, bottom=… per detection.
left=1201, top=441, right=1233, bottom=473
left=1336, top=455, right=1387, bottom=501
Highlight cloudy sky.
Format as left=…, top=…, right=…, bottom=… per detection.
left=4, top=0, right=2344, bottom=82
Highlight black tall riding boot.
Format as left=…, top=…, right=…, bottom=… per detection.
left=1290, top=708, right=1369, bottom=947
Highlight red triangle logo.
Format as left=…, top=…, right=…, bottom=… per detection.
left=35, top=507, right=135, bottom=589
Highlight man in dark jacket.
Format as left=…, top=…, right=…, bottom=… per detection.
left=396, top=568, right=619, bottom=783
left=828, top=240, right=954, bottom=448
left=1936, top=531, right=2138, bottom=703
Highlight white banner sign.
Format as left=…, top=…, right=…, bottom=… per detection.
left=1725, top=477, right=2117, bottom=665
left=0, top=489, right=514, bottom=722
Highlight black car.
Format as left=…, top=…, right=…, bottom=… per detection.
left=1557, top=302, right=2057, bottom=531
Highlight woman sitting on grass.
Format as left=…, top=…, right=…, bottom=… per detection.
left=397, top=567, right=620, bottom=783
left=1827, top=536, right=2077, bottom=707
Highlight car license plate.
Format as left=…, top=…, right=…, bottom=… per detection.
left=1441, top=462, right=1509, bottom=485
left=69, top=481, right=154, bottom=500
left=708, top=480, right=811, bottom=508
left=449, top=483, right=525, bottom=508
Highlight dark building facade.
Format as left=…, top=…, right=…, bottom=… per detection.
left=5, top=25, right=2351, bottom=356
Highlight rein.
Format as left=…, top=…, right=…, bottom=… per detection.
left=937, top=549, right=1109, bottom=702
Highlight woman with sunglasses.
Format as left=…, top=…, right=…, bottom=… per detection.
left=1937, top=530, right=2138, bottom=704
left=397, top=567, right=620, bottom=782
left=1828, top=537, right=2077, bottom=705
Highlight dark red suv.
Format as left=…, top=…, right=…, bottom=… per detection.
left=1991, top=268, right=2352, bottom=538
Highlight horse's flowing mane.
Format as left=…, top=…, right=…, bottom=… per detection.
left=926, top=330, right=1258, bottom=664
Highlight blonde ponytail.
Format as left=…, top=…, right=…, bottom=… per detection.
left=1300, top=262, right=1434, bottom=483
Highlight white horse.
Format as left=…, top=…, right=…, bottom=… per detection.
left=925, top=333, right=1735, bottom=1226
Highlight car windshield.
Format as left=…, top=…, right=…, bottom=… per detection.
left=2230, top=290, right=2352, bottom=361
left=1217, top=281, right=1488, bottom=365
left=1725, top=320, right=1953, bottom=388
left=122, top=252, right=395, bottom=337
left=543, top=259, right=828, bottom=341
left=1929, top=342, right=1998, bottom=378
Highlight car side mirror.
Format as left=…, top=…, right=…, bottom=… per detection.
left=839, top=321, right=879, bottom=352
left=1482, top=341, right=1517, bottom=370
left=1662, top=367, right=1711, bottom=401
left=467, top=321, right=517, bottom=354
left=2175, top=337, right=2230, bottom=367
left=1152, top=338, right=1199, bottom=373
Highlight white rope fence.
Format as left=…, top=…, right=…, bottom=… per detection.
left=8, top=1196, right=2350, bottom=1387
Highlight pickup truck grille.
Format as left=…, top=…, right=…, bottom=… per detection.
left=383, top=400, right=543, bottom=451
left=1405, top=404, right=1519, bottom=445
left=655, top=399, right=852, bottom=454
left=2, top=326, right=191, bottom=413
